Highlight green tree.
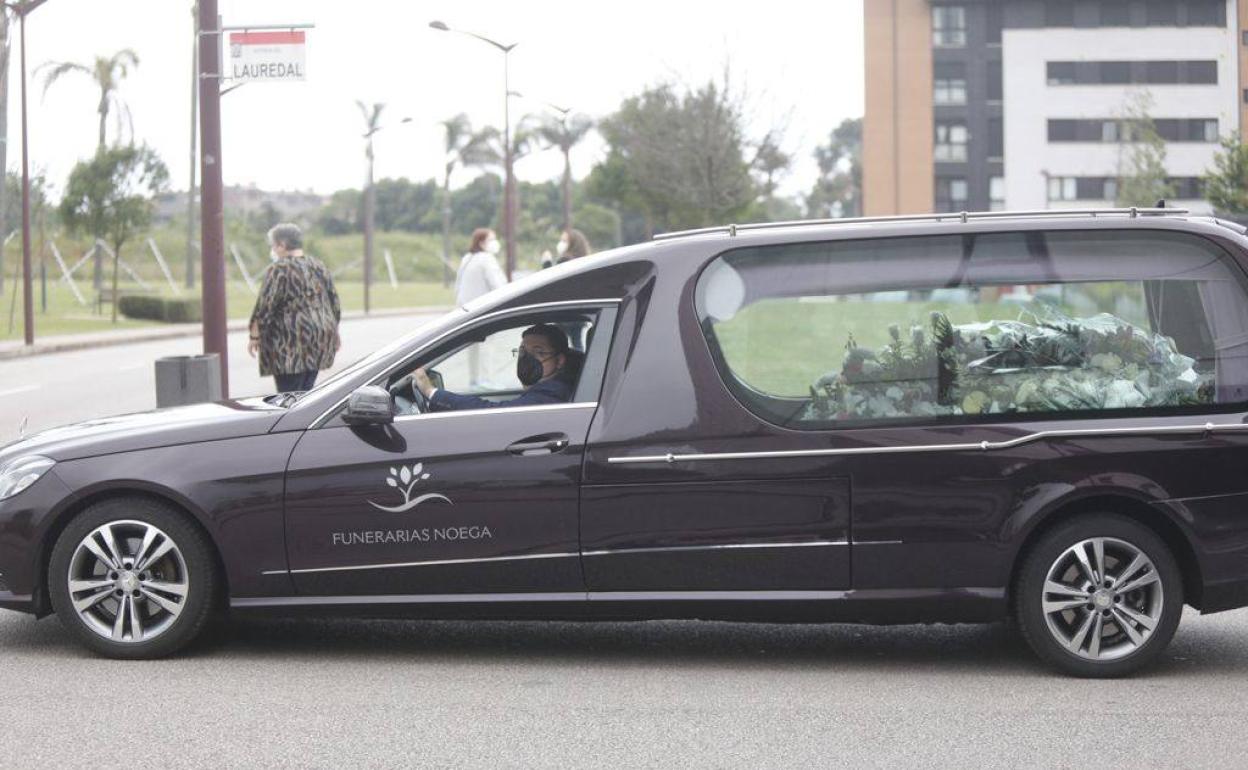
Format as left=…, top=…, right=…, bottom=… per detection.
left=39, top=49, right=140, bottom=149
left=439, top=114, right=498, bottom=285
left=1116, top=92, right=1175, bottom=207
left=535, top=112, right=594, bottom=229
left=59, top=145, right=169, bottom=322
left=594, top=79, right=756, bottom=238
left=1204, top=135, right=1248, bottom=214
left=807, top=117, right=862, bottom=218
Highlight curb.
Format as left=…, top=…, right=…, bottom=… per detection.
left=0, top=306, right=453, bottom=361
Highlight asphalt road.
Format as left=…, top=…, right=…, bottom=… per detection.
left=0, top=312, right=442, bottom=444
left=0, top=607, right=1247, bottom=767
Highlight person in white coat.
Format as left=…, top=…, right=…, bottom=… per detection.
left=455, top=228, right=508, bottom=306
left=455, top=228, right=508, bottom=385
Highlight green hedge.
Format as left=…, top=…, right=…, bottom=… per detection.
left=118, top=295, right=203, bottom=323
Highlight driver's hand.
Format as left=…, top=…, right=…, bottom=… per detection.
left=412, top=367, right=435, bottom=397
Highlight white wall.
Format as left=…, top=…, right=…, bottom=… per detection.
left=1002, top=10, right=1239, bottom=214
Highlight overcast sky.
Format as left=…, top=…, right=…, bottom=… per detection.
left=10, top=0, right=864, bottom=200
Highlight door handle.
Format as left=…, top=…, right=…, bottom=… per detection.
left=507, top=433, right=570, bottom=456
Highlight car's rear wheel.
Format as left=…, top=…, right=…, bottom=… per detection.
left=48, top=497, right=218, bottom=659
left=1015, top=514, right=1182, bottom=678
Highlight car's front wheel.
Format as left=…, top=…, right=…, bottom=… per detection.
left=48, top=497, right=218, bottom=659
left=1015, top=514, right=1183, bottom=678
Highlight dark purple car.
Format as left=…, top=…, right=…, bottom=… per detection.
left=4, top=208, right=1248, bottom=676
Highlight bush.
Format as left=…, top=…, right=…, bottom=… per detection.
left=118, top=295, right=202, bottom=323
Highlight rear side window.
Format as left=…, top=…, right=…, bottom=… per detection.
left=695, top=231, right=1248, bottom=429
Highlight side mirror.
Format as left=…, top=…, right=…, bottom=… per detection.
left=342, top=385, right=395, bottom=426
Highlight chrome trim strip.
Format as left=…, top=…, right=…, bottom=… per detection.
left=234, top=592, right=587, bottom=608
left=311, top=298, right=622, bottom=428
left=390, top=401, right=597, bottom=423
left=264, top=550, right=581, bottom=577
left=653, top=207, right=1190, bottom=241
left=582, top=540, right=847, bottom=557
left=606, top=421, right=1248, bottom=465
left=232, top=587, right=1007, bottom=609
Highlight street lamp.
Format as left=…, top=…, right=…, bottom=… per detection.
left=359, top=112, right=411, bottom=314
left=3, top=0, right=48, bottom=347
left=429, top=20, right=519, bottom=280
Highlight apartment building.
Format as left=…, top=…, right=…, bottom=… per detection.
left=863, top=0, right=1242, bottom=215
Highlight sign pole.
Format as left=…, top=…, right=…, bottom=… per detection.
left=199, top=0, right=227, bottom=397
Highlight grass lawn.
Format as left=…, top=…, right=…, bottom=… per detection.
left=1, top=278, right=454, bottom=342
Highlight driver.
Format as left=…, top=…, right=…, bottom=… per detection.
left=411, top=324, right=576, bottom=411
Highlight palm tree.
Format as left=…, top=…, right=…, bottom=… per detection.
left=536, top=111, right=594, bottom=229
left=40, top=49, right=140, bottom=149
left=357, top=100, right=384, bottom=314
left=439, top=113, right=498, bottom=286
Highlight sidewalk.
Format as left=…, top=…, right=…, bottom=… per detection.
left=0, top=305, right=452, bottom=361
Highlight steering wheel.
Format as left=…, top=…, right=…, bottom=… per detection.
left=387, top=374, right=428, bottom=415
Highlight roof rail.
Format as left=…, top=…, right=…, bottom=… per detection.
left=651, top=207, right=1191, bottom=242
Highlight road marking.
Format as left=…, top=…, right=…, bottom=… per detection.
left=0, top=385, right=38, bottom=398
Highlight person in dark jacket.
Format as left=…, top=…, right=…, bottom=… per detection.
left=248, top=223, right=341, bottom=393
left=411, top=324, right=578, bottom=411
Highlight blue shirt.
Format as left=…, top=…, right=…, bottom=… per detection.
left=428, top=377, right=574, bottom=412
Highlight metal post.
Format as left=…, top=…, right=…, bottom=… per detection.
left=502, top=50, right=514, bottom=281
left=186, top=1, right=198, bottom=289
left=363, top=138, right=373, bottom=314
left=18, top=6, right=31, bottom=345
left=199, top=0, right=228, bottom=397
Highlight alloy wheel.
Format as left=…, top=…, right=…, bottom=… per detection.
left=65, top=519, right=190, bottom=644
left=1040, top=536, right=1163, bottom=661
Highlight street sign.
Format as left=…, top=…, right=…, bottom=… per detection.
left=228, top=30, right=306, bottom=82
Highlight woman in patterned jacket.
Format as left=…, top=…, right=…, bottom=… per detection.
left=248, top=223, right=341, bottom=393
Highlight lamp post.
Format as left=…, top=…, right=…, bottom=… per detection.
left=429, top=20, right=518, bottom=280
left=3, top=0, right=47, bottom=347
left=360, top=113, right=410, bottom=315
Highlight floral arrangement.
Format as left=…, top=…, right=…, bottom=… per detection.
left=805, top=308, right=1214, bottom=421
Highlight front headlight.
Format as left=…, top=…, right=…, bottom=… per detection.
left=0, top=456, right=55, bottom=501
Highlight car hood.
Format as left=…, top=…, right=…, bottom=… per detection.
left=0, top=398, right=288, bottom=463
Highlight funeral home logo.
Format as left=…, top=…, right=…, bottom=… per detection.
left=368, top=462, right=453, bottom=513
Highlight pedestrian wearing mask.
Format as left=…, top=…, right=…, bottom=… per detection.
left=455, top=227, right=507, bottom=305
left=454, top=228, right=508, bottom=385
left=248, top=223, right=341, bottom=393
left=556, top=228, right=591, bottom=264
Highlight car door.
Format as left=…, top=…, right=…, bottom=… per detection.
left=282, top=305, right=616, bottom=598
left=579, top=273, right=852, bottom=594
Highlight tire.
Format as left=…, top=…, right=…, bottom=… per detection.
left=48, top=497, right=219, bottom=659
left=1015, top=513, right=1183, bottom=678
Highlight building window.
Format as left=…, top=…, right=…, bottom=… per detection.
left=935, top=122, right=969, bottom=162
left=1099, top=1, right=1131, bottom=26
left=989, top=176, right=1005, bottom=211
left=1103, top=178, right=1119, bottom=202
left=933, top=5, right=967, bottom=47
left=1046, top=62, right=1077, bottom=85
left=934, top=77, right=968, bottom=105
left=935, top=177, right=968, bottom=211
left=987, top=60, right=1003, bottom=100
left=1243, top=88, right=1248, bottom=104
left=1184, top=1, right=1225, bottom=26
left=986, top=4, right=1003, bottom=43
left=1047, top=60, right=1218, bottom=85
left=1045, top=1, right=1075, bottom=26
left=1048, top=118, right=1218, bottom=143
left=1145, top=0, right=1177, bottom=25
left=988, top=117, right=1004, bottom=158
left=1048, top=177, right=1077, bottom=202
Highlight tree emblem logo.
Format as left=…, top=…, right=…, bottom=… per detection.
left=368, top=462, right=453, bottom=513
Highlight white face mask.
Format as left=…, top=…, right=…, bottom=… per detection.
left=269, top=249, right=280, bottom=262
left=556, top=239, right=568, bottom=256
left=484, top=238, right=501, bottom=255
